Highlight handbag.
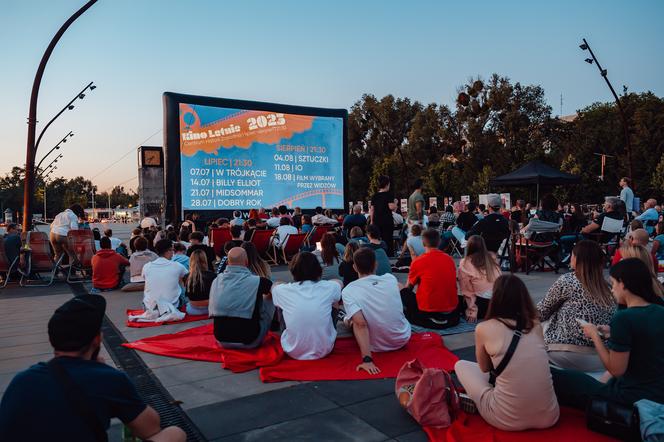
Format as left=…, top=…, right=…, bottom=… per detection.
left=586, top=398, right=640, bottom=441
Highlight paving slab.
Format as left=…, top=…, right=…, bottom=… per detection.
left=345, top=394, right=420, bottom=438
left=305, top=378, right=395, bottom=407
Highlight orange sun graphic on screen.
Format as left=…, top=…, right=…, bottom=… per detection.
left=179, top=104, right=314, bottom=156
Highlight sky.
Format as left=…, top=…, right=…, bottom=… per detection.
left=1, top=0, right=663, bottom=193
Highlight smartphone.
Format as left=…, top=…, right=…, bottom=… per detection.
left=316, top=242, right=322, bottom=251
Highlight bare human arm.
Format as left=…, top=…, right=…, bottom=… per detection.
left=127, top=406, right=185, bottom=442
left=582, top=323, right=629, bottom=377
left=474, top=323, right=493, bottom=373
left=350, top=311, right=380, bottom=375
left=581, top=221, right=600, bottom=235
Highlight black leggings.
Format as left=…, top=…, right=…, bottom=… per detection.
left=400, top=287, right=460, bottom=329
left=377, top=223, right=394, bottom=257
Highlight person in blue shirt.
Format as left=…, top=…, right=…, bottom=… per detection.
left=619, top=177, right=634, bottom=217
left=635, top=198, right=660, bottom=235
left=0, top=296, right=185, bottom=442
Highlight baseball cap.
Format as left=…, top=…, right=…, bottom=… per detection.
left=487, top=194, right=502, bottom=209
left=48, top=295, right=106, bottom=351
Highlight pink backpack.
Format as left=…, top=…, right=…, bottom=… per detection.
left=395, top=358, right=460, bottom=428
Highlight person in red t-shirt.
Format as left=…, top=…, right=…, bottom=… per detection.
left=92, top=237, right=129, bottom=291
left=400, top=229, right=460, bottom=329
left=611, top=228, right=657, bottom=269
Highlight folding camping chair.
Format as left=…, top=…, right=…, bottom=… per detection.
left=209, top=227, right=232, bottom=257
left=276, top=232, right=308, bottom=264
left=305, top=225, right=332, bottom=247
left=481, top=230, right=514, bottom=272
left=66, top=229, right=96, bottom=283
left=0, top=237, right=19, bottom=288
left=250, top=229, right=277, bottom=265
left=596, top=216, right=625, bottom=263
left=519, top=219, right=562, bottom=274
left=20, top=231, right=63, bottom=287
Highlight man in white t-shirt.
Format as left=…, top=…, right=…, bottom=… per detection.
left=272, top=217, right=298, bottom=249
left=271, top=252, right=341, bottom=360
left=342, top=247, right=411, bottom=374
left=141, top=239, right=187, bottom=314
left=266, top=208, right=282, bottom=228
left=49, top=204, right=84, bottom=263
left=140, top=213, right=158, bottom=229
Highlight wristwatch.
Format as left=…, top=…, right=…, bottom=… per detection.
left=362, top=355, right=373, bottom=363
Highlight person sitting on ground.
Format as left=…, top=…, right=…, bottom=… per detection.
left=171, top=242, right=190, bottom=270
left=184, top=250, right=217, bottom=316
left=338, top=242, right=360, bottom=287
left=241, top=241, right=271, bottom=279
left=271, top=252, right=341, bottom=359
left=272, top=217, right=298, bottom=249
left=467, top=194, right=510, bottom=253
left=126, top=236, right=159, bottom=290
left=336, top=226, right=369, bottom=255
left=361, top=225, right=392, bottom=276
left=230, top=210, right=244, bottom=227
left=141, top=239, right=187, bottom=315
left=92, top=228, right=102, bottom=250
left=537, top=240, right=616, bottom=372
left=3, top=223, right=21, bottom=272
left=266, top=208, right=281, bottom=228
left=91, top=237, right=129, bottom=292
left=343, top=204, right=368, bottom=237
left=129, top=228, right=142, bottom=253
left=635, top=198, right=659, bottom=236
left=0, top=296, right=185, bottom=442
left=581, top=197, right=624, bottom=241
left=187, top=231, right=216, bottom=269
left=551, top=258, right=664, bottom=410
left=342, top=248, right=411, bottom=375
left=611, top=228, right=656, bottom=268
left=653, top=221, right=664, bottom=261
left=301, top=214, right=313, bottom=233
left=400, top=229, right=459, bottom=329
left=618, top=245, right=664, bottom=299
left=311, top=206, right=338, bottom=225
left=458, top=235, right=501, bottom=323
left=405, top=223, right=425, bottom=259
left=455, top=274, right=560, bottom=431
left=314, top=232, right=342, bottom=280
left=103, top=228, right=122, bottom=251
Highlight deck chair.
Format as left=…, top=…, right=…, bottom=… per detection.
left=0, top=237, right=19, bottom=288
left=66, top=229, right=96, bottom=283
left=278, top=232, right=308, bottom=264
left=251, top=229, right=277, bottom=265
left=20, top=231, right=63, bottom=287
left=597, top=216, right=625, bottom=262
left=520, top=219, right=562, bottom=274
left=306, top=225, right=332, bottom=247
left=209, top=228, right=232, bottom=257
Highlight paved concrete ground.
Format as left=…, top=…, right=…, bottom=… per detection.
left=7, top=223, right=563, bottom=440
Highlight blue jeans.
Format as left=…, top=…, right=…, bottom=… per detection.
left=559, top=234, right=580, bottom=256
left=186, top=303, right=209, bottom=316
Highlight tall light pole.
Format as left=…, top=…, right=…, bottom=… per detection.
left=579, top=38, right=634, bottom=188
left=39, top=153, right=63, bottom=178
left=22, top=0, right=98, bottom=231
left=42, top=167, right=56, bottom=220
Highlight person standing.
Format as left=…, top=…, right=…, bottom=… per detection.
left=619, top=177, right=634, bottom=218
left=49, top=204, right=85, bottom=264
left=369, top=175, right=395, bottom=257
left=407, top=179, right=425, bottom=231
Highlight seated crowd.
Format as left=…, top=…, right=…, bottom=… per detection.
left=2, top=176, right=664, bottom=438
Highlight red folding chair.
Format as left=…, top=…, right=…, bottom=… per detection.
left=250, top=229, right=276, bottom=265
left=306, top=225, right=332, bottom=247
left=0, top=237, right=19, bottom=288
left=20, top=231, right=63, bottom=287
left=66, top=229, right=96, bottom=283
left=210, top=228, right=232, bottom=257
left=278, top=233, right=308, bottom=264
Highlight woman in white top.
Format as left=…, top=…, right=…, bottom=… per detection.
left=49, top=204, right=84, bottom=263
left=458, top=235, right=500, bottom=322
left=314, top=233, right=341, bottom=280
left=272, top=252, right=341, bottom=360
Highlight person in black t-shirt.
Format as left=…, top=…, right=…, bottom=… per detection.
left=210, top=247, right=274, bottom=349
left=466, top=195, right=510, bottom=253
left=185, top=250, right=217, bottom=315
left=0, top=296, right=185, bottom=442
left=187, top=231, right=216, bottom=268
left=370, top=175, right=396, bottom=257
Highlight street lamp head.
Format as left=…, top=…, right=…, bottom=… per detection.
left=585, top=58, right=593, bottom=64
left=69, top=132, right=74, bottom=137
left=90, top=84, right=96, bottom=90
left=68, top=105, right=75, bottom=110
left=78, top=93, right=85, bottom=99
left=579, top=43, right=588, bottom=50
left=601, top=69, right=608, bottom=77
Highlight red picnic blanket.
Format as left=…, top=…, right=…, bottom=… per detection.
left=423, top=407, right=615, bottom=442
left=125, top=308, right=210, bottom=328
left=123, top=324, right=458, bottom=381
